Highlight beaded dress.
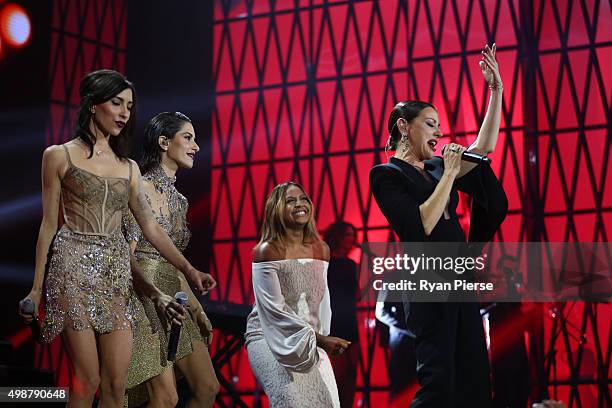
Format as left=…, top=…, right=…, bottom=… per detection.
left=245, top=258, right=340, bottom=407
left=41, top=145, right=137, bottom=343
left=123, top=165, right=205, bottom=404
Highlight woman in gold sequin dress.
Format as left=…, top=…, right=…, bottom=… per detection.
left=123, top=112, right=219, bottom=407
left=245, top=182, right=352, bottom=407
left=18, top=70, right=216, bottom=408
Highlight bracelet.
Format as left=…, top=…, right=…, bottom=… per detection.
left=489, top=81, right=503, bottom=91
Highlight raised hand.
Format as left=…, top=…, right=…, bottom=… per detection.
left=479, top=43, right=502, bottom=91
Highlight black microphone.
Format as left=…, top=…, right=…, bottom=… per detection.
left=442, top=146, right=491, bottom=164
left=167, top=291, right=188, bottom=361
left=462, top=151, right=491, bottom=164
left=19, top=298, right=40, bottom=342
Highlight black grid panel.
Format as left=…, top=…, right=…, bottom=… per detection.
left=211, top=0, right=611, bottom=406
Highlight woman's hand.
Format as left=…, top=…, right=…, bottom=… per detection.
left=480, top=43, right=502, bottom=91
left=316, top=333, right=351, bottom=356
left=193, top=310, right=214, bottom=345
left=18, top=290, right=41, bottom=324
left=185, top=268, right=217, bottom=295
left=442, top=143, right=467, bottom=179
left=152, top=292, right=187, bottom=326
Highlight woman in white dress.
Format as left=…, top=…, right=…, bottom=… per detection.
left=245, top=182, right=351, bottom=407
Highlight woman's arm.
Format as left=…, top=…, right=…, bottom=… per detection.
left=419, top=171, right=456, bottom=235
left=129, top=251, right=186, bottom=326
left=420, top=145, right=466, bottom=235
left=123, top=210, right=186, bottom=325
left=127, top=162, right=216, bottom=295
left=19, top=146, right=64, bottom=322
left=459, top=43, right=503, bottom=178
left=178, top=273, right=214, bottom=344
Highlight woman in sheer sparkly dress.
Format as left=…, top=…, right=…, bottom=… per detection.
left=245, top=182, right=351, bottom=407
left=123, top=112, right=219, bottom=407
left=18, top=70, right=215, bottom=408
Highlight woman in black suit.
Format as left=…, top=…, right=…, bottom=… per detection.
left=369, top=44, right=508, bottom=407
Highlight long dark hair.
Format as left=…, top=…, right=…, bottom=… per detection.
left=139, top=112, right=192, bottom=174
left=74, top=69, right=136, bottom=159
left=324, top=220, right=357, bottom=252
left=386, top=100, right=435, bottom=151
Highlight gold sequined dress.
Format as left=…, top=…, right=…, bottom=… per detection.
left=41, top=145, right=138, bottom=343
left=123, top=165, right=204, bottom=403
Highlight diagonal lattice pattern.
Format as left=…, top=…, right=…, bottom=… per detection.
left=211, top=0, right=611, bottom=406
left=530, top=1, right=611, bottom=406
left=46, top=0, right=128, bottom=146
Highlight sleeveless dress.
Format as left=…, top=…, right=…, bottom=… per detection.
left=245, top=259, right=340, bottom=408
left=41, top=145, right=138, bottom=343
left=123, top=165, right=205, bottom=405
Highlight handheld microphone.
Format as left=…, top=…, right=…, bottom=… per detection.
left=442, top=146, right=491, bottom=164
left=461, top=151, right=491, bottom=164
left=167, top=291, right=188, bottom=361
left=19, top=298, right=40, bottom=342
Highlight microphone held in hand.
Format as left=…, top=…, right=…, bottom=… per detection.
left=19, top=298, right=41, bottom=343
left=442, top=145, right=491, bottom=164
left=461, top=150, right=491, bottom=164
left=167, top=291, right=188, bottom=361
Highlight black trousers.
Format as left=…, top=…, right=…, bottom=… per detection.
left=388, top=328, right=417, bottom=405
left=404, top=302, right=492, bottom=408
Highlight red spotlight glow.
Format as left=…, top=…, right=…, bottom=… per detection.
left=1, top=3, right=31, bottom=48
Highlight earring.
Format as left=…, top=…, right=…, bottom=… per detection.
left=401, top=134, right=408, bottom=154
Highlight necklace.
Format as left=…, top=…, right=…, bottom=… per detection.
left=94, top=146, right=111, bottom=156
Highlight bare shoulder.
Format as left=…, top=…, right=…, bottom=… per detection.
left=43, top=144, right=65, bottom=161
left=128, top=159, right=143, bottom=189
left=253, top=241, right=284, bottom=262
left=42, top=144, right=68, bottom=173
left=127, top=158, right=141, bottom=177
left=126, top=158, right=139, bottom=170
left=320, top=241, right=330, bottom=262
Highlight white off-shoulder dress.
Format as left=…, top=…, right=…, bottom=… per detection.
left=245, top=258, right=340, bottom=407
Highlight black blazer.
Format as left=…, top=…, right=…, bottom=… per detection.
left=369, top=156, right=508, bottom=246
left=370, top=157, right=508, bottom=336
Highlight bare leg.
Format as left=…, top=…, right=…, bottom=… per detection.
left=98, top=329, right=133, bottom=408
left=145, top=366, right=179, bottom=408
left=175, top=340, right=220, bottom=408
left=62, top=328, right=100, bottom=408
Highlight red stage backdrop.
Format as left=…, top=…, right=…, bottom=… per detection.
left=33, top=0, right=611, bottom=406
left=211, top=0, right=611, bottom=407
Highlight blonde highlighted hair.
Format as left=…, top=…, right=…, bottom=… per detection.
left=255, top=182, right=321, bottom=251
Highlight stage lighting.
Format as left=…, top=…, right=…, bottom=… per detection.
left=1, top=3, right=31, bottom=48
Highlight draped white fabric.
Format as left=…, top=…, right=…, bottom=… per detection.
left=246, top=259, right=331, bottom=372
